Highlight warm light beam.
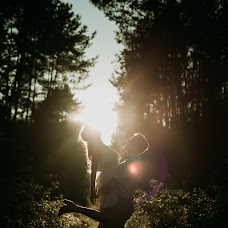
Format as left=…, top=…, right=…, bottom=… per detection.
left=70, top=85, right=118, bottom=145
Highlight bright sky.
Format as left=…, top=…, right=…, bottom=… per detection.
left=63, top=0, right=123, bottom=144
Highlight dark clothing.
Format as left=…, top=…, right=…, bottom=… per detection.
left=98, top=220, right=126, bottom=228
left=98, top=202, right=133, bottom=228
left=98, top=156, right=141, bottom=228
left=114, top=155, right=142, bottom=201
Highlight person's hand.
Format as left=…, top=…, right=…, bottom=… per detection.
left=90, top=191, right=98, bottom=205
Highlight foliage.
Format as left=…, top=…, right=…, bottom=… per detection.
left=92, top=0, right=227, bottom=130
left=126, top=179, right=227, bottom=228
left=0, top=1, right=95, bottom=225
left=92, top=0, right=227, bottom=189
left=0, top=0, right=96, bottom=126
left=0, top=118, right=92, bottom=227
left=30, top=119, right=90, bottom=205
left=0, top=176, right=93, bottom=227
left=33, top=84, right=80, bottom=124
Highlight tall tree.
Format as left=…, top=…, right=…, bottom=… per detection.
left=0, top=0, right=96, bottom=128
left=91, top=0, right=227, bottom=131
left=92, top=0, right=227, bottom=187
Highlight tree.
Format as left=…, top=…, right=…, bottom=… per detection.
left=0, top=1, right=96, bottom=224
left=92, top=0, right=227, bottom=130
left=0, top=0, right=96, bottom=129
left=91, top=0, right=227, bottom=187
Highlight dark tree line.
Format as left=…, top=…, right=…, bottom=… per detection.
left=0, top=0, right=96, bottom=131
left=92, top=0, right=227, bottom=130
left=0, top=0, right=227, bottom=226
left=91, top=0, right=227, bottom=188
left=0, top=1, right=96, bottom=226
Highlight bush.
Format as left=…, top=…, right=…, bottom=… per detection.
left=126, top=179, right=226, bottom=228
left=0, top=176, right=93, bottom=227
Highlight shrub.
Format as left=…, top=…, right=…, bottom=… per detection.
left=0, top=176, right=93, bottom=227
left=126, top=179, right=226, bottom=228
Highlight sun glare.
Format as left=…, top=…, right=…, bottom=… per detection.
left=70, top=85, right=119, bottom=145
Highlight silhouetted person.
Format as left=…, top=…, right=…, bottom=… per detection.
left=58, top=125, right=149, bottom=228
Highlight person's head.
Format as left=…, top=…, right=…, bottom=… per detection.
left=79, top=124, right=102, bottom=160
left=80, top=124, right=101, bottom=143
left=123, top=133, right=149, bottom=156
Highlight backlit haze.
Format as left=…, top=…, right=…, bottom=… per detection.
left=64, top=0, right=123, bottom=144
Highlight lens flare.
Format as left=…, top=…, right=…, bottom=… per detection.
left=129, top=163, right=137, bottom=174
left=128, top=161, right=141, bottom=176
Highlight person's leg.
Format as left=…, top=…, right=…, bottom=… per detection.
left=58, top=199, right=132, bottom=225
left=58, top=199, right=120, bottom=223
left=58, top=199, right=104, bottom=222
left=76, top=205, right=131, bottom=227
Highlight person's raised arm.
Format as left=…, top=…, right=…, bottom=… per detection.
left=90, top=155, right=98, bottom=204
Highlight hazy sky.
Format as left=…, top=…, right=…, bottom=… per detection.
left=62, top=0, right=123, bottom=144
left=63, top=0, right=123, bottom=103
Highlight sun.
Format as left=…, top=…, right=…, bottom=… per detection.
left=70, top=85, right=119, bottom=145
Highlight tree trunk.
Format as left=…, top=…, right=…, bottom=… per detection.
left=31, top=71, right=38, bottom=123
left=25, top=70, right=32, bottom=125
left=6, top=22, right=13, bottom=124
left=13, top=51, right=25, bottom=122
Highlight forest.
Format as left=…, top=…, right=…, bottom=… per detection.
left=0, top=0, right=227, bottom=227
